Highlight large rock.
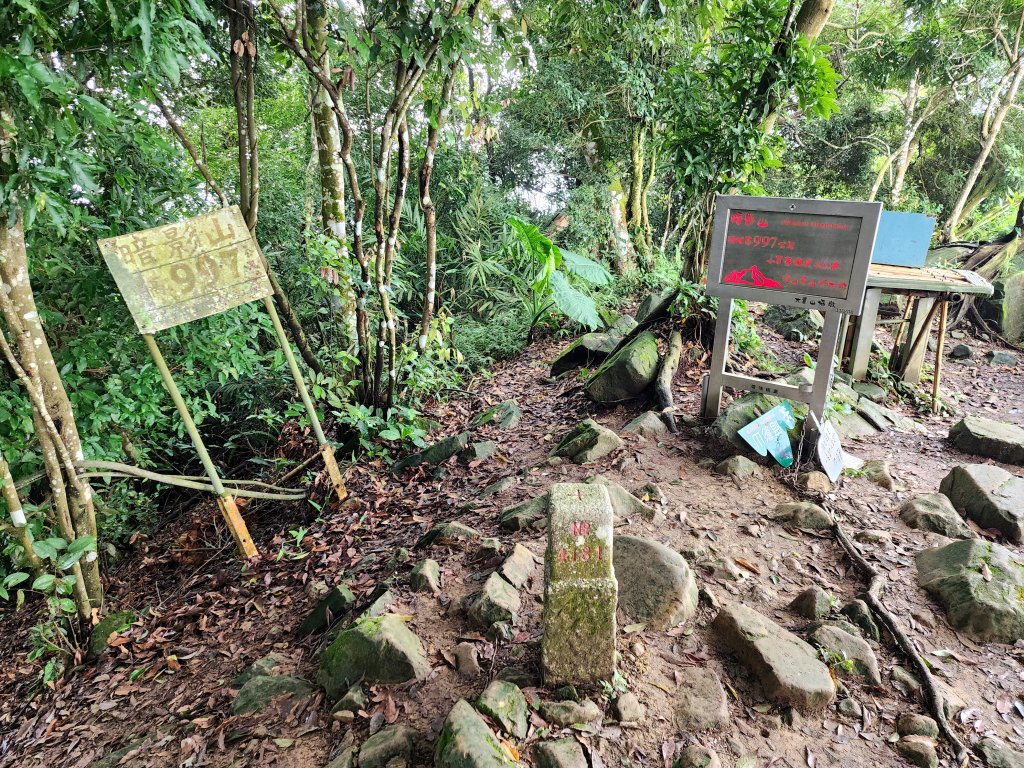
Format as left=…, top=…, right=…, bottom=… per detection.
left=712, top=393, right=807, bottom=452
left=808, top=623, right=881, bottom=685
left=949, top=415, right=1024, bottom=465
left=317, top=615, right=431, bottom=698
left=975, top=738, right=1024, bottom=768
left=549, top=419, right=623, bottom=464
left=392, top=431, right=471, bottom=474
left=534, top=739, right=587, bottom=768
left=764, top=305, right=824, bottom=341
left=550, top=333, right=620, bottom=376
left=674, top=666, right=730, bottom=732
left=231, top=674, right=313, bottom=714
left=830, top=409, right=879, bottom=440
left=635, top=288, right=677, bottom=324
left=584, top=331, right=660, bottom=402
left=712, top=603, right=835, bottom=712
left=476, top=680, right=528, bottom=739
left=916, top=538, right=1024, bottom=643
left=622, top=411, right=669, bottom=439
left=899, top=494, right=974, bottom=539
left=614, top=535, right=698, bottom=630
left=939, top=464, right=1024, bottom=542
left=435, top=699, right=518, bottom=768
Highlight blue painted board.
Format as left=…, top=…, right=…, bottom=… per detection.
left=870, top=211, right=936, bottom=267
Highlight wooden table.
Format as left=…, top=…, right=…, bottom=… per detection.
left=844, top=264, right=993, bottom=409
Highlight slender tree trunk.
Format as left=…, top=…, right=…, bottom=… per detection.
left=0, top=213, right=102, bottom=610
left=944, top=58, right=1024, bottom=239
left=625, top=122, right=646, bottom=232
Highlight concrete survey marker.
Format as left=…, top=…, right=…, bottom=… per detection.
left=542, top=483, right=617, bottom=685
left=99, top=206, right=272, bottom=334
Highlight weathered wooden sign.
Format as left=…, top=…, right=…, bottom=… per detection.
left=98, top=206, right=272, bottom=334
left=707, top=195, right=880, bottom=315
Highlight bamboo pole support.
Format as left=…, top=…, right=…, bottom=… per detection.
left=932, top=299, right=949, bottom=414
left=142, top=334, right=257, bottom=558
left=889, top=296, right=915, bottom=369
left=262, top=297, right=347, bottom=503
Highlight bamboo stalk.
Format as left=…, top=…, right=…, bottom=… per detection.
left=932, top=300, right=949, bottom=413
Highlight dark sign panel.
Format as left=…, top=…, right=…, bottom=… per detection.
left=706, top=195, right=881, bottom=315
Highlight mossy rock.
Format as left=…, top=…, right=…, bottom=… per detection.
left=435, top=699, right=518, bottom=768
left=231, top=674, right=313, bottom=714
left=88, top=611, right=136, bottom=658
left=317, top=614, right=431, bottom=698
left=584, top=331, right=660, bottom=402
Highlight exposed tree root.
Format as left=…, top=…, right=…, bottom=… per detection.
left=655, top=330, right=684, bottom=433
left=830, top=515, right=970, bottom=767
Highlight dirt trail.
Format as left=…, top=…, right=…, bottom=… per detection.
left=2, top=313, right=1024, bottom=768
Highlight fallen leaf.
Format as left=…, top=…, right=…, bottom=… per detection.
left=981, top=562, right=993, bottom=581
left=734, top=557, right=761, bottom=575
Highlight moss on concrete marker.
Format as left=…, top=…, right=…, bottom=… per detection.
left=542, top=483, right=617, bottom=685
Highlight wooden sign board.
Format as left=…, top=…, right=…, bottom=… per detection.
left=707, top=195, right=881, bottom=315
left=98, top=206, right=272, bottom=334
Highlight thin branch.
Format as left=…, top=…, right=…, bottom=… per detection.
left=153, top=92, right=228, bottom=207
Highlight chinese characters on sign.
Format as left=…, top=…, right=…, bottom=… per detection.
left=719, top=209, right=862, bottom=305
left=98, top=206, right=272, bottom=334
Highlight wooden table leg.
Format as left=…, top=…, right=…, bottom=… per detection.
left=898, top=297, right=938, bottom=384
left=849, top=288, right=882, bottom=380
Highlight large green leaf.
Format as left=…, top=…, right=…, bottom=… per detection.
left=549, top=270, right=602, bottom=330
left=561, top=249, right=612, bottom=285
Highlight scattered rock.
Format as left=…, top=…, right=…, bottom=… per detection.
left=467, top=573, right=521, bottom=628
left=298, top=583, right=356, bottom=637
left=830, top=409, right=880, bottom=440
left=317, top=615, right=431, bottom=698
left=975, top=737, right=1024, bottom=768
left=332, top=685, right=365, bottom=715
left=985, top=350, right=1018, bottom=367
left=855, top=399, right=895, bottom=431
left=797, top=472, right=832, bottom=494
left=613, top=692, right=644, bottom=723
left=476, top=537, right=504, bottom=560
left=764, top=305, right=824, bottom=341
left=476, top=680, right=528, bottom=739
left=897, top=714, right=938, bottom=738
left=808, top=623, right=881, bottom=685
left=358, top=725, right=415, bottom=768
left=231, top=674, right=313, bottom=714
left=840, top=599, right=881, bottom=642
left=862, top=459, right=895, bottom=490
left=715, top=455, right=758, bottom=479
left=712, top=603, right=835, bottom=712
left=949, top=415, right=1024, bottom=465
left=675, top=666, right=730, bottom=732
left=500, top=493, right=548, bottom=531
left=774, top=502, right=833, bottom=530
left=499, top=543, right=536, bottom=588
left=614, top=535, right=698, bottom=630
left=549, top=419, right=624, bottom=464
left=854, top=529, right=892, bottom=547
left=675, top=745, right=722, bottom=768
left=392, top=431, right=471, bottom=474
left=852, top=382, right=887, bottom=402
left=609, top=314, right=639, bottom=335
left=939, top=464, right=1024, bottom=542
left=88, top=611, right=135, bottom=658
left=837, top=698, right=862, bottom=718
left=416, top=520, right=482, bottom=548
left=895, top=738, right=938, bottom=768
left=584, top=331, right=660, bottom=402
left=789, top=587, right=833, bottom=620
left=435, top=699, right=518, bottom=768
left=712, top=393, right=807, bottom=452
left=622, top=410, right=669, bottom=439
left=916, top=538, right=1024, bottom=642
left=453, top=642, right=481, bottom=678
left=899, top=494, right=975, bottom=539
left=410, top=559, right=441, bottom=593
left=471, top=400, right=522, bottom=429
left=534, top=739, right=588, bottom=768
left=480, top=477, right=517, bottom=498
left=586, top=474, right=660, bottom=521
left=635, top=288, right=677, bottom=324
left=363, top=589, right=395, bottom=618
left=539, top=699, right=601, bottom=726
left=230, top=652, right=286, bottom=688
left=460, top=441, right=498, bottom=463
left=950, top=344, right=972, bottom=360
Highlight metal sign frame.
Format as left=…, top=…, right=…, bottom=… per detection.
left=701, top=195, right=882, bottom=435
left=707, top=195, right=882, bottom=315
left=100, top=208, right=347, bottom=559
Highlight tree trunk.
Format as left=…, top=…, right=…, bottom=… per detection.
left=944, top=58, right=1024, bottom=240
left=0, top=212, right=102, bottom=610
left=889, top=74, right=920, bottom=206
left=625, top=121, right=646, bottom=237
